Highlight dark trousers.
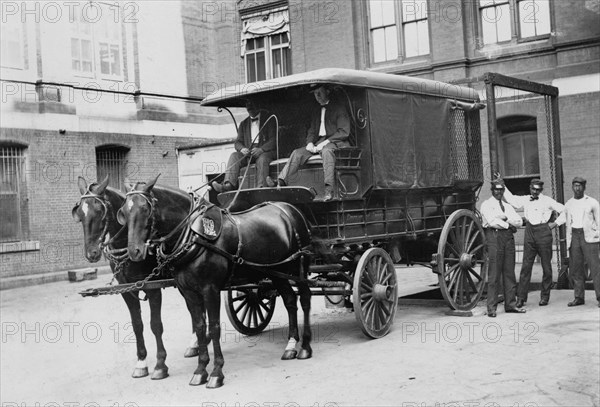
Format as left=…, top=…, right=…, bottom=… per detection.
left=279, top=141, right=349, bottom=186
left=486, top=229, right=518, bottom=312
left=518, top=223, right=554, bottom=302
left=569, top=229, right=600, bottom=301
left=224, top=151, right=274, bottom=188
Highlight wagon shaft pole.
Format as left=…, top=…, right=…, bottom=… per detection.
left=79, top=279, right=176, bottom=297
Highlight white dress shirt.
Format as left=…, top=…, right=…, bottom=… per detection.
left=250, top=116, right=260, bottom=146
left=480, top=196, right=523, bottom=229
left=565, top=194, right=600, bottom=247
left=318, top=106, right=327, bottom=137
left=504, top=188, right=566, bottom=226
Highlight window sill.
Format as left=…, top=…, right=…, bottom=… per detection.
left=0, top=241, right=40, bottom=254
left=13, top=100, right=76, bottom=115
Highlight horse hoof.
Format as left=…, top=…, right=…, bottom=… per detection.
left=281, top=350, right=297, bottom=360
left=207, top=375, right=224, bottom=389
left=132, top=367, right=149, bottom=378
left=189, top=371, right=208, bottom=386
left=151, top=368, right=169, bottom=380
left=297, top=348, right=312, bottom=360
left=184, top=347, right=199, bottom=358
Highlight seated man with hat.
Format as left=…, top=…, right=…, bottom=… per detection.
left=503, top=178, right=566, bottom=307
left=480, top=180, right=525, bottom=317
left=212, top=99, right=276, bottom=192
left=564, top=176, right=600, bottom=308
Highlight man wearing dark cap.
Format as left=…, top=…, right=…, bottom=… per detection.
left=480, top=180, right=525, bottom=317
left=266, top=85, right=350, bottom=201
left=504, top=178, right=565, bottom=307
left=565, top=177, right=600, bottom=307
left=212, top=99, right=276, bottom=192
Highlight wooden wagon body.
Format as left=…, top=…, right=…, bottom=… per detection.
left=199, top=68, right=488, bottom=338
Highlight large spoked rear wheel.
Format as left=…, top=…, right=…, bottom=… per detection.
left=224, top=287, right=276, bottom=335
left=353, top=248, right=398, bottom=339
left=437, top=209, right=488, bottom=310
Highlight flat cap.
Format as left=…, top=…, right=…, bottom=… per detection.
left=491, top=180, right=505, bottom=190
left=530, top=179, right=544, bottom=189
left=572, top=176, right=587, bottom=185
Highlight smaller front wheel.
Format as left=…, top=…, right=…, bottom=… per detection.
left=224, top=287, right=276, bottom=335
left=352, top=248, right=398, bottom=339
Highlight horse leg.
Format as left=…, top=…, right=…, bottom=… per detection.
left=182, top=294, right=200, bottom=357
left=184, top=314, right=199, bottom=358
left=296, top=281, right=313, bottom=360
left=181, top=289, right=210, bottom=386
left=204, top=285, right=225, bottom=389
left=145, top=289, right=168, bottom=380
left=122, top=293, right=149, bottom=378
left=272, top=278, right=299, bottom=360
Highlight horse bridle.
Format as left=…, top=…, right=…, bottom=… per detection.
left=75, top=186, right=111, bottom=248
left=123, top=190, right=160, bottom=250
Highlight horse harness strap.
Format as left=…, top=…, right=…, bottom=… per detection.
left=191, top=205, right=310, bottom=281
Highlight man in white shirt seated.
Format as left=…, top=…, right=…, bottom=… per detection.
left=564, top=176, right=600, bottom=308
left=266, top=85, right=350, bottom=201
left=480, top=180, right=525, bottom=317
left=503, top=178, right=565, bottom=307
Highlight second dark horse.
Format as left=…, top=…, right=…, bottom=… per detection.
left=117, top=175, right=314, bottom=388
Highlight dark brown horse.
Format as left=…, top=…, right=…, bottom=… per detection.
left=73, top=176, right=198, bottom=380
left=117, top=175, right=313, bottom=388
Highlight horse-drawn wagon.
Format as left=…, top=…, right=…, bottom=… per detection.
left=200, top=68, right=488, bottom=339
left=77, top=68, right=489, bottom=387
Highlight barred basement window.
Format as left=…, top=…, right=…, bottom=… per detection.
left=0, top=145, right=26, bottom=242
left=96, top=146, right=129, bottom=192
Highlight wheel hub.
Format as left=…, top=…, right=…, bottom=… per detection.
left=459, top=253, right=476, bottom=268
left=372, top=283, right=392, bottom=302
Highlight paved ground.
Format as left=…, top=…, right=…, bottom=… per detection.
left=1, top=267, right=599, bottom=407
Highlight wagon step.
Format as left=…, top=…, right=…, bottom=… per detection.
left=79, top=279, right=177, bottom=297
left=309, top=264, right=343, bottom=273
left=308, top=280, right=347, bottom=288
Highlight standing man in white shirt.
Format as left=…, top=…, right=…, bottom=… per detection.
left=504, top=178, right=565, bottom=307
left=564, top=177, right=600, bottom=308
left=480, top=180, right=525, bottom=317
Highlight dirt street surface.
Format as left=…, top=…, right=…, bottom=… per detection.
left=1, top=273, right=599, bottom=407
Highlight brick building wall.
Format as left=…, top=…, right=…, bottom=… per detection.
left=0, top=127, right=190, bottom=279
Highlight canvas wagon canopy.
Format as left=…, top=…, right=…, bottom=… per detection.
left=201, top=68, right=479, bottom=107
left=202, top=68, right=483, bottom=190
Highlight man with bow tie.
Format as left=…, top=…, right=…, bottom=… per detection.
left=212, top=99, right=276, bottom=192
left=480, top=180, right=525, bottom=317
left=266, top=85, right=350, bottom=201
left=503, top=178, right=565, bottom=307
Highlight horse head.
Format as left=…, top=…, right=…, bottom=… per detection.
left=118, top=174, right=161, bottom=262
left=73, top=175, right=115, bottom=262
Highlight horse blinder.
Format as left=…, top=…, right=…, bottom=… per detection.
left=72, top=204, right=82, bottom=222
left=117, top=207, right=127, bottom=225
